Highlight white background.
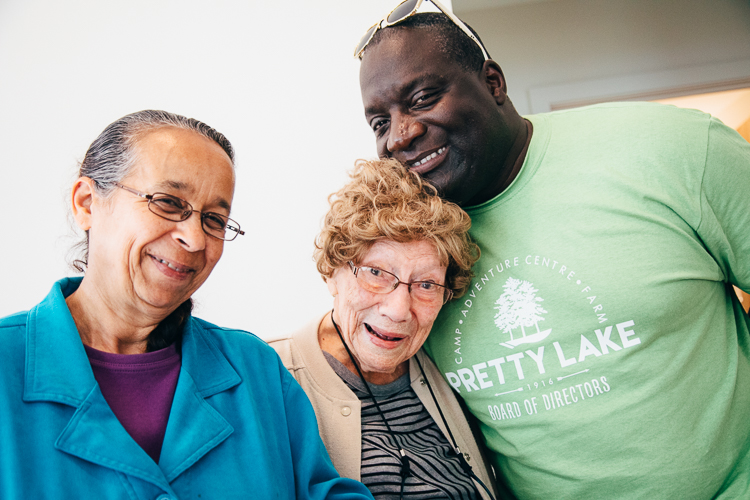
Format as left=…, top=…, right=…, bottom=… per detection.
left=2, top=0, right=748, bottom=339
left=0, top=0, right=444, bottom=338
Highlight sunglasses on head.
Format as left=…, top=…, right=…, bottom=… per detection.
left=354, top=0, right=489, bottom=60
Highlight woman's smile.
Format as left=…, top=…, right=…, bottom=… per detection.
left=365, top=323, right=406, bottom=347
left=149, top=253, right=195, bottom=280
left=329, top=239, right=448, bottom=378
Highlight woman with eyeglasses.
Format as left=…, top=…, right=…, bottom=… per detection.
left=270, top=159, right=505, bottom=500
left=0, top=110, right=372, bottom=499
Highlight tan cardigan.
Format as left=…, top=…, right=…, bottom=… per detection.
left=269, top=314, right=499, bottom=499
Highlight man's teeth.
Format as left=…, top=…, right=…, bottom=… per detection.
left=157, top=258, right=185, bottom=272
left=413, top=147, right=446, bottom=166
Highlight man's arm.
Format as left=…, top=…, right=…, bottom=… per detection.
left=696, top=118, right=750, bottom=300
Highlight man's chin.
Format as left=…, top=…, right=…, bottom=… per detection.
left=422, top=169, right=466, bottom=205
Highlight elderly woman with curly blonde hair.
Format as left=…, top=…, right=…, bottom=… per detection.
left=270, top=158, right=505, bottom=500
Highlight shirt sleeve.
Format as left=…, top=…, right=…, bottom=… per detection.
left=280, top=366, right=374, bottom=500
left=696, top=117, right=750, bottom=293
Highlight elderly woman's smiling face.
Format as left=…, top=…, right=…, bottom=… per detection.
left=79, top=127, right=235, bottom=316
left=328, top=239, right=448, bottom=381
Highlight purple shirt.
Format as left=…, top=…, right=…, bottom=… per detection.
left=84, top=343, right=181, bottom=463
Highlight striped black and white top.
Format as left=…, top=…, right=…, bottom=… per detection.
left=325, top=353, right=478, bottom=500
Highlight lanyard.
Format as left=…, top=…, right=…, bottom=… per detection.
left=330, top=310, right=496, bottom=500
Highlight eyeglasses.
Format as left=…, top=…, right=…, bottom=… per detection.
left=114, top=183, right=245, bottom=241
left=354, top=0, right=489, bottom=60
left=348, top=261, right=453, bottom=306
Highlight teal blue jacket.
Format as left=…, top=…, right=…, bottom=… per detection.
left=0, top=278, right=373, bottom=500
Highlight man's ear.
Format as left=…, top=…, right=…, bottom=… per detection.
left=71, top=177, right=97, bottom=231
left=483, top=60, right=507, bottom=106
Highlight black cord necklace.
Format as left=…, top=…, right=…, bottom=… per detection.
left=330, top=310, right=496, bottom=500
left=330, top=311, right=411, bottom=498
left=413, top=354, right=496, bottom=500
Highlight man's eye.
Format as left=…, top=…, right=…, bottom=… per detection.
left=413, top=92, right=438, bottom=108
left=371, top=118, right=389, bottom=132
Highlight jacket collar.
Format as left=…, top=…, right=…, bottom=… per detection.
left=23, top=277, right=241, bottom=488
left=293, top=313, right=361, bottom=401
left=24, top=277, right=97, bottom=405
left=24, top=277, right=241, bottom=404
left=293, top=312, right=424, bottom=398
left=180, top=317, right=241, bottom=398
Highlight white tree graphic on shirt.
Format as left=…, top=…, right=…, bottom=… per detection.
left=494, top=277, right=550, bottom=348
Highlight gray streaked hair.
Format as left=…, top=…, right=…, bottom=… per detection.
left=71, top=109, right=235, bottom=271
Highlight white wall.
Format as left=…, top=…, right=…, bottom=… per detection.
left=2, top=0, right=747, bottom=339
left=0, top=0, right=408, bottom=338
left=456, top=0, right=750, bottom=114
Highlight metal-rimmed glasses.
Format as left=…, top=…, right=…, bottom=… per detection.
left=114, top=183, right=245, bottom=241
left=348, top=261, right=453, bottom=306
left=354, top=0, right=489, bottom=60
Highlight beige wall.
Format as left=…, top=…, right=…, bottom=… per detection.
left=455, top=0, right=750, bottom=114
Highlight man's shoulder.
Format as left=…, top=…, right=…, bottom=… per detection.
left=525, top=101, right=713, bottom=152
left=529, top=101, right=711, bottom=126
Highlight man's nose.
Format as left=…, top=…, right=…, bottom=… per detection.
left=386, top=114, right=426, bottom=154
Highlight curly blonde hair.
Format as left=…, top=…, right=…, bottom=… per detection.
left=314, top=158, right=480, bottom=299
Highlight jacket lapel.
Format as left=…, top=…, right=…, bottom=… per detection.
left=24, top=278, right=170, bottom=490
left=24, top=279, right=241, bottom=490
left=158, top=318, right=240, bottom=482
left=55, top=385, right=171, bottom=489
left=23, top=278, right=96, bottom=406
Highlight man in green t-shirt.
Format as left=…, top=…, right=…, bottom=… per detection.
left=356, top=4, right=750, bottom=499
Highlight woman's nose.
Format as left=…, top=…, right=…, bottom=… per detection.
left=379, top=282, right=413, bottom=322
left=173, top=212, right=207, bottom=251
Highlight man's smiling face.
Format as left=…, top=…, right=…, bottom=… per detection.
left=359, top=27, right=513, bottom=206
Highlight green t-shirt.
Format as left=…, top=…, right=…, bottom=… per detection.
left=425, top=102, right=750, bottom=499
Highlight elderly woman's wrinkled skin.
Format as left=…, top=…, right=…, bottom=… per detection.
left=322, top=239, right=447, bottom=385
